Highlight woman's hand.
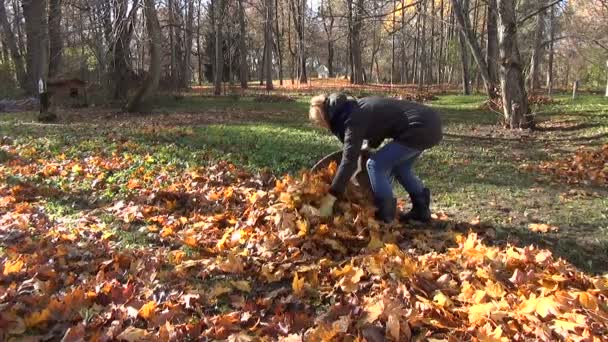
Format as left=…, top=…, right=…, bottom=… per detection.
left=318, top=194, right=337, bottom=217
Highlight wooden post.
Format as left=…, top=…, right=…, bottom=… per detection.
left=572, top=80, right=579, bottom=100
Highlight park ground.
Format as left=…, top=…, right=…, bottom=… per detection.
left=1, top=83, right=607, bottom=340
left=3, top=86, right=606, bottom=271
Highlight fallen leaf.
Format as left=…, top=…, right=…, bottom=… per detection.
left=116, top=327, right=151, bottom=342
left=3, top=258, right=24, bottom=275
left=528, top=223, right=558, bottom=233
left=292, top=273, right=305, bottom=296
left=138, top=301, right=157, bottom=320
left=231, top=280, right=251, bottom=293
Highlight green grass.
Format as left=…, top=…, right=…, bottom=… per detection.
left=1, top=93, right=607, bottom=272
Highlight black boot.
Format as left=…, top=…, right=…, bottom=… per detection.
left=374, top=197, right=397, bottom=223
left=399, top=188, right=431, bottom=223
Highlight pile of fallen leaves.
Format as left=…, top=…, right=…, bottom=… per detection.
left=1, top=139, right=608, bottom=341
left=479, top=95, right=556, bottom=112
left=253, top=94, right=297, bottom=103
left=393, top=92, right=438, bottom=103
left=522, top=144, right=608, bottom=186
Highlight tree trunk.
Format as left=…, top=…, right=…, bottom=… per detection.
left=529, top=2, right=545, bottom=92
left=418, top=1, right=427, bottom=87
left=22, top=0, right=49, bottom=95
left=347, top=0, right=364, bottom=84
left=457, top=0, right=470, bottom=94
left=486, top=0, right=499, bottom=86
left=126, top=0, right=161, bottom=112
left=182, top=0, right=195, bottom=89
left=546, top=5, right=555, bottom=96
left=451, top=0, right=497, bottom=98
left=48, top=0, right=62, bottom=79
left=275, top=0, right=283, bottom=85
left=213, top=0, right=225, bottom=95
left=264, top=0, right=273, bottom=90
left=237, top=0, right=248, bottom=88
left=0, top=0, right=27, bottom=91
left=496, top=0, right=530, bottom=128
left=110, top=0, right=138, bottom=101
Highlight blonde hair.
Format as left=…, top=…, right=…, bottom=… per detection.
left=309, top=94, right=329, bottom=128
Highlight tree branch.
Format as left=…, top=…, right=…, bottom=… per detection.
left=519, top=0, right=562, bottom=25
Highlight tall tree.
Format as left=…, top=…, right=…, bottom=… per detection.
left=546, top=4, right=555, bottom=96
left=451, top=0, right=498, bottom=98
left=263, top=0, right=273, bottom=90
left=529, top=2, right=546, bottom=92
left=456, top=0, right=471, bottom=94
left=290, top=0, right=307, bottom=83
left=22, top=0, right=49, bottom=95
left=237, top=0, right=248, bottom=88
left=486, top=0, right=499, bottom=86
left=108, top=0, right=139, bottom=101
left=320, top=0, right=335, bottom=77
left=127, top=0, right=161, bottom=112
left=0, top=0, right=27, bottom=90
left=213, top=0, right=226, bottom=95
left=347, top=0, right=364, bottom=84
left=47, top=0, right=62, bottom=79
left=183, top=0, right=195, bottom=89
left=496, top=0, right=530, bottom=128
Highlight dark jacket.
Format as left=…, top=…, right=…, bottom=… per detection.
left=325, top=94, right=443, bottom=196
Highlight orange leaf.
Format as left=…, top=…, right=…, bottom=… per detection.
left=3, top=258, right=24, bottom=275
left=24, top=308, right=51, bottom=327
left=138, top=301, right=157, bottom=320
left=292, top=273, right=305, bottom=296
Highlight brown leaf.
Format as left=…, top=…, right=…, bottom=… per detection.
left=386, top=313, right=400, bottom=341
left=116, top=327, right=152, bottom=342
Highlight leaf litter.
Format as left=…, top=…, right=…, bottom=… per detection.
left=0, top=138, right=607, bottom=341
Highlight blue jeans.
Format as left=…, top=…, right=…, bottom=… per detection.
left=366, top=142, right=425, bottom=199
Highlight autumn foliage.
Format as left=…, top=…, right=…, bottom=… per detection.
left=1, top=139, right=608, bottom=341
left=523, top=144, right=608, bottom=186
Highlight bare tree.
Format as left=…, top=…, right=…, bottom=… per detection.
left=320, top=0, right=335, bottom=77
left=451, top=0, right=498, bottom=98
left=127, top=0, right=161, bottom=112
left=48, top=0, right=62, bottom=79
left=496, top=0, right=530, bottom=128
left=263, top=0, right=273, bottom=90
left=0, top=0, right=27, bottom=90
left=486, top=0, right=499, bottom=85
left=529, top=1, right=546, bottom=92
left=237, top=0, right=248, bottom=88
left=22, top=0, right=49, bottom=95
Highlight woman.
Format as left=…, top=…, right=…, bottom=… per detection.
left=309, top=93, right=443, bottom=223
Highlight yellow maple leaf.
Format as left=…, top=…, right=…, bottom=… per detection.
left=3, top=258, right=24, bottom=275
left=433, top=291, right=453, bottom=308
left=519, top=294, right=561, bottom=318
left=231, top=280, right=251, bottom=293
left=476, top=323, right=509, bottom=342
left=468, top=302, right=505, bottom=325
left=138, top=301, right=157, bottom=320
left=485, top=281, right=506, bottom=299
left=292, top=273, right=305, bottom=296
left=360, top=296, right=384, bottom=324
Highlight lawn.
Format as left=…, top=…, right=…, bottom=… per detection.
left=2, top=94, right=606, bottom=271
left=1, top=92, right=607, bottom=340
